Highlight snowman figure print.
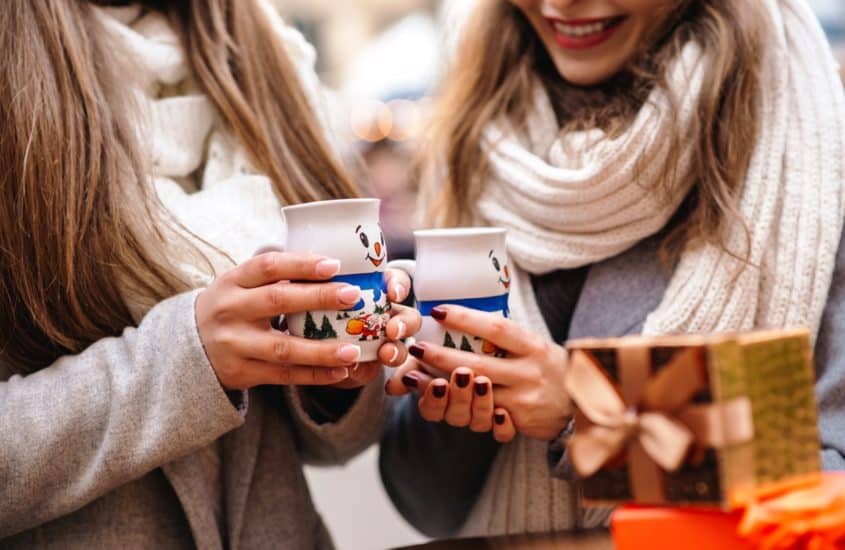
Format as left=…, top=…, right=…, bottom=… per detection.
left=332, top=222, right=390, bottom=344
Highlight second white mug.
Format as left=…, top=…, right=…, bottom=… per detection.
left=388, top=227, right=511, bottom=360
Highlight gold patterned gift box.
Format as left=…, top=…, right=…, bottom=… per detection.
left=564, top=329, right=821, bottom=507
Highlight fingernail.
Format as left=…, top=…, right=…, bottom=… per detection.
left=337, top=285, right=361, bottom=305
left=337, top=344, right=361, bottom=363
left=316, top=259, right=341, bottom=278
left=402, top=374, right=418, bottom=388
left=456, top=372, right=470, bottom=388
left=495, top=412, right=506, bottom=425
left=393, top=283, right=405, bottom=300
left=395, top=320, right=406, bottom=340
left=432, top=384, right=446, bottom=398
left=408, top=344, right=425, bottom=359
left=430, top=306, right=447, bottom=321
left=388, top=345, right=399, bottom=364
left=474, top=381, right=489, bottom=396
left=331, top=367, right=349, bottom=380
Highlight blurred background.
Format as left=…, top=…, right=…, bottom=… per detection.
left=267, top=1, right=845, bottom=549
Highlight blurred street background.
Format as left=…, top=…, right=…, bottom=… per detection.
left=268, top=1, right=845, bottom=549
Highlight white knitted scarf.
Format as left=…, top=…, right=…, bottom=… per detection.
left=478, top=0, right=845, bottom=338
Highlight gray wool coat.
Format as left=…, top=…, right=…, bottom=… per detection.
left=0, top=290, right=386, bottom=549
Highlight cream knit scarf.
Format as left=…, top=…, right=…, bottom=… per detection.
left=478, top=0, right=845, bottom=338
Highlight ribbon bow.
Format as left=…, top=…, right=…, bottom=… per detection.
left=565, top=346, right=754, bottom=502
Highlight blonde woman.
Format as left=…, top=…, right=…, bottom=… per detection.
left=381, top=0, right=845, bottom=539
left=0, top=1, right=420, bottom=547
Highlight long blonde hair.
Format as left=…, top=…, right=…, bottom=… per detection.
left=424, top=1, right=767, bottom=258
left=0, top=0, right=359, bottom=372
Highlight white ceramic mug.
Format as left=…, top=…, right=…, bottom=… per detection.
left=281, top=198, right=389, bottom=362
left=388, top=227, right=510, bottom=360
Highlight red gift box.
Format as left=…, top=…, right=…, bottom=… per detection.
left=611, top=505, right=751, bottom=550
left=612, top=474, right=845, bottom=550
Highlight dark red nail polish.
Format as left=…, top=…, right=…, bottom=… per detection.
left=384, top=379, right=391, bottom=393
left=495, top=413, right=506, bottom=425
left=456, top=372, right=470, bottom=388
left=432, top=384, right=446, bottom=398
left=402, top=374, right=418, bottom=388
left=408, top=344, right=425, bottom=359
left=474, top=381, right=489, bottom=396
left=430, top=307, right=447, bottom=321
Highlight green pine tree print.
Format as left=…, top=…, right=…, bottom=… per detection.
left=460, top=336, right=474, bottom=352
left=319, top=315, right=338, bottom=339
left=304, top=312, right=319, bottom=339
left=443, top=332, right=456, bottom=348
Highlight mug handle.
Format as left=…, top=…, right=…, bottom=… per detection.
left=386, top=259, right=416, bottom=280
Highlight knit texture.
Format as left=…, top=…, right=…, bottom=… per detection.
left=97, top=0, right=331, bottom=297
left=478, top=0, right=845, bottom=339
left=463, top=0, right=845, bottom=538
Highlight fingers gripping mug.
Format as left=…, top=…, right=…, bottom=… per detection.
left=388, top=227, right=511, bottom=359
left=281, top=198, right=390, bottom=362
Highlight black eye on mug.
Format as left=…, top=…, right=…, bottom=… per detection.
left=380, top=231, right=385, bottom=246
left=492, top=256, right=501, bottom=271
left=360, top=232, right=370, bottom=248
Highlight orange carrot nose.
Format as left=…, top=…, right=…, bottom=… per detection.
left=504, top=265, right=510, bottom=278
left=375, top=242, right=382, bottom=256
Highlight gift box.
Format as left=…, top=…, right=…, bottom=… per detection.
left=611, top=505, right=750, bottom=550
left=612, top=474, right=845, bottom=549
left=564, top=329, right=820, bottom=507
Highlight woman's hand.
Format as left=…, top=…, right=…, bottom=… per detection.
left=196, top=251, right=419, bottom=390
left=389, top=305, right=571, bottom=441
left=387, top=358, right=517, bottom=442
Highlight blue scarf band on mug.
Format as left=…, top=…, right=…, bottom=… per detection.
left=332, top=272, right=386, bottom=311
left=418, top=294, right=510, bottom=318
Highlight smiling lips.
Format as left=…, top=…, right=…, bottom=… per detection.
left=547, top=15, right=627, bottom=50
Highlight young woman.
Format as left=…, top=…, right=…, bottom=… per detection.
left=381, top=0, right=845, bottom=539
left=0, top=1, right=420, bottom=547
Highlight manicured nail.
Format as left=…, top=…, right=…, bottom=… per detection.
left=337, top=285, right=361, bottom=305
left=430, top=306, right=447, bottom=321
left=388, top=345, right=399, bottom=364
left=395, top=320, right=406, bottom=340
left=408, top=344, right=425, bottom=359
left=331, top=367, right=349, bottom=380
left=456, top=372, right=470, bottom=388
left=474, top=381, right=489, bottom=396
left=337, top=344, right=361, bottom=363
left=432, top=384, right=447, bottom=398
left=316, top=258, right=341, bottom=278
left=495, top=412, right=506, bottom=425
left=393, top=283, right=405, bottom=300
left=402, top=373, right=418, bottom=388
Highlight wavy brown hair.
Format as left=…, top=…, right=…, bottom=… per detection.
left=0, top=0, right=359, bottom=372
left=424, top=0, right=767, bottom=259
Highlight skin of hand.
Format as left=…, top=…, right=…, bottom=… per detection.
left=386, top=305, right=571, bottom=442
left=196, top=251, right=420, bottom=390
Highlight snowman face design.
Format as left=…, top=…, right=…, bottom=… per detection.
left=356, top=223, right=386, bottom=268
left=489, top=249, right=511, bottom=290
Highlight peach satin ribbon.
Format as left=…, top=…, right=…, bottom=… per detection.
left=565, top=348, right=754, bottom=502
